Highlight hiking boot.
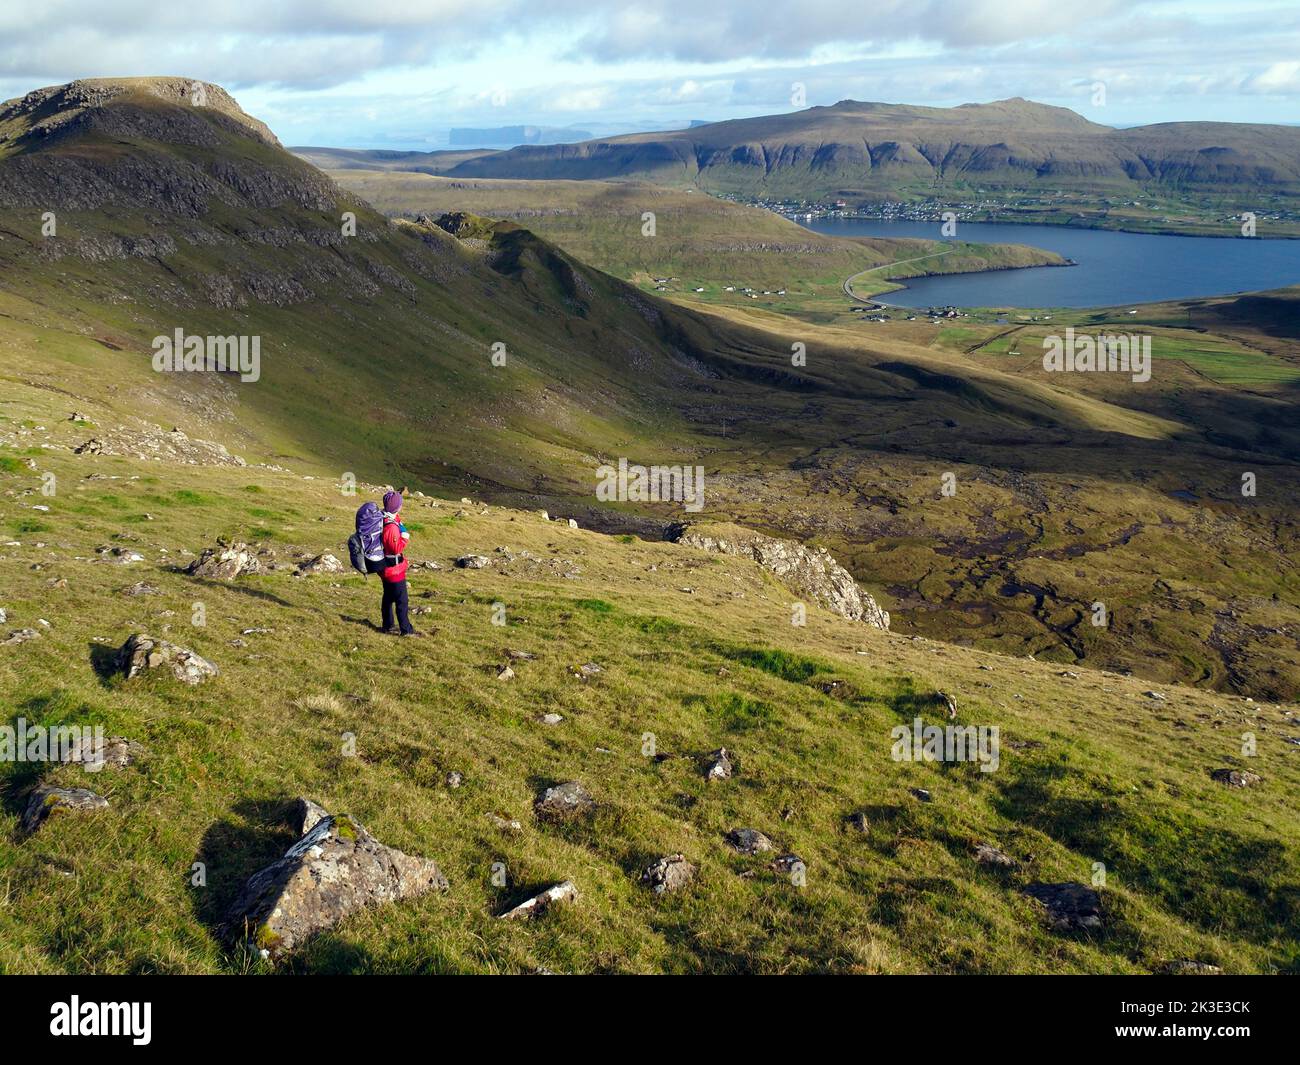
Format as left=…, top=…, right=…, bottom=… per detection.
left=381, top=627, right=399, bottom=636
left=400, top=630, right=423, bottom=638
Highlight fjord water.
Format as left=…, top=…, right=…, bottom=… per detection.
left=803, top=218, right=1300, bottom=308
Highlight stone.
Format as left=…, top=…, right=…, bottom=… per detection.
left=770, top=854, right=805, bottom=875
left=445, top=771, right=463, bottom=789
left=496, top=665, right=515, bottom=681
left=726, top=827, right=772, bottom=854
left=506, top=648, right=536, bottom=660
left=1159, top=959, right=1222, bottom=975
left=705, top=747, right=733, bottom=780
left=59, top=735, right=144, bottom=771
left=297, top=552, right=344, bottom=575
left=938, top=691, right=958, bottom=719
left=488, top=813, right=523, bottom=833
left=534, top=780, right=596, bottom=823
left=910, top=787, right=933, bottom=802
left=667, top=521, right=889, bottom=630
left=574, top=662, right=602, bottom=679
left=122, top=581, right=161, bottom=596
left=186, top=540, right=261, bottom=580
left=3, top=628, right=40, bottom=645
left=845, top=811, right=871, bottom=833
left=974, top=842, right=1019, bottom=869
left=641, top=854, right=696, bottom=894
left=1210, top=768, right=1261, bottom=788
left=117, top=633, right=218, bottom=685
left=0, top=607, right=6, bottom=624
left=22, top=785, right=109, bottom=834
left=539, top=712, right=564, bottom=725
left=1022, top=882, right=1102, bottom=932
left=455, top=554, right=490, bottom=569
left=567, top=519, right=578, bottom=529
left=499, top=880, right=577, bottom=920
left=222, top=804, right=447, bottom=959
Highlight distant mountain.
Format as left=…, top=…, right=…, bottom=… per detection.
left=290, top=145, right=499, bottom=175
left=440, top=97, right=1300, bottom=201
left=449, top=124, right=593, bottom=147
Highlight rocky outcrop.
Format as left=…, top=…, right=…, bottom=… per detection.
left=223, top=802, right=448, bottom=959
left=118, top=633, right=218, bottom=685
left=296, top=552, right=344, bottom=575
left=186, top=540, right=261, bottom=580
left=666, top=521, right=889, bottom=630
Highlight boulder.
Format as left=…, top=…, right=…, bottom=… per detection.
left=667, top=521, right=889, bottom=630
left=974, top=842, right=1019, bottom=869
left=844, top=811, right=871, bottom=833
left=1022, top=882, right=1102, bottom=932
left=726, top=828, right=772, bottom=854
left=641, top=854, right=696, bottom=894
left=770, top=853, right=805, bottom=876
left=117, top=633, right=218, bottom=685
left=186, top=540, right=262, bottom=580
left=499, top=880, right=577, bottom=920
left=222, top=804, right=447, bottom=960
left=297, top=553, right=344, bottom=575
left=534, top=781, right=596, bottom=823
left=22, top=785, right=109, bottom=834
left=455, top=554, right=490, bottom=569
left=1210, top=768, right=1261, bottom=788
left=3, top=628, right=40, bottom=646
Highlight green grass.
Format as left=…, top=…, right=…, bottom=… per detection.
left=1, top=448, right=1297, bottom=974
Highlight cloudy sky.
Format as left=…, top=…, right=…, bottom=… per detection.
left=1, top=1, right=1297, bottom=148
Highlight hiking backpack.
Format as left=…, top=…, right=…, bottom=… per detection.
left=347, top=502, right=384, bottom=575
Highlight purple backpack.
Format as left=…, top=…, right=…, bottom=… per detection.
left=348, top=502, right=384, bottom=574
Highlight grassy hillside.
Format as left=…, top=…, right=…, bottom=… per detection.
left=2, top=412, right=1298, bottom=974
left=3, top=81, right=1300, bottom=711
left=311, top=169, right=1067, bottom=321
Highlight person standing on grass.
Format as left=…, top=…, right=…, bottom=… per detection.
left=379, top=490, right=420, bottom=637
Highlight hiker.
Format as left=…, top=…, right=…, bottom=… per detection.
left=376, top=490, right=419, bottom=636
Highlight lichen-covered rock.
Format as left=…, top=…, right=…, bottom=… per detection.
left=22, top=785, right=109, bottom=834
left=641, top=854, right=696, bottom=894
left=455, top=554, right=490, bottom=569
left=186, top=540, right=261, bottom=580
left=974, top=842, right=1019, bottom=868
left=499, top=880, right=577, bottom=919
left=222, top=805, right=447, bottom=959
left=118, top=633, right=218, bottom=685
left=1022, top=882, right=1102, bottom=932
left=667, top=521, right=888, bottom=630
left=534, top=781, right=596, bottom=823
left=3, top=628, right=40, bottom=646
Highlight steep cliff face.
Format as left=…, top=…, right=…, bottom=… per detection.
left=668, top=521, right=890, bottom=631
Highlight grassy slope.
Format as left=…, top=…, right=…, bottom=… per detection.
left=316, top=169, right=1066, bottom=322
left=1, top=409, right=1298, bottom=974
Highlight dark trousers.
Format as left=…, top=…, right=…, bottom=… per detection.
left=381, top=578, right=413, bottom=634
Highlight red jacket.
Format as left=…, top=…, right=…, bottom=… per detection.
left=380, top=514, right=410, bottom=583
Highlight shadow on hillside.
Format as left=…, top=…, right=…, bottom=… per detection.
left=88, top=642, right=120, bottom=686
left=191, top=796, right=301, bottom=938
left=340, top=614, right=387, bottom=633
left=994, top=759, right=1300, bottom=949
left=184, top=575, right=298, bottom=609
